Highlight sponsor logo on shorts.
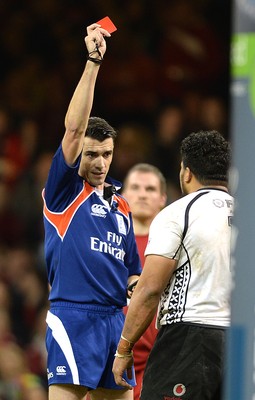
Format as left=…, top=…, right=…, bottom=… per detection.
left=47, top=368, right=54, bottom=380
left=173, top=383, right=186, bottom=396
left=163, top=384, right=187, bottom=399
left=91, top=204, right=108, bottom=218
left=56, top=365, right=67, bottom=375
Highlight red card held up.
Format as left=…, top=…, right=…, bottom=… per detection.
left=96, top=16, right=117, bottom=34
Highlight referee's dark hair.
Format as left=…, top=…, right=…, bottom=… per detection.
left=85, top=116, right=117, bottom=142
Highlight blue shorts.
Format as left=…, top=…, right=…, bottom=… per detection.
left=46, top=302, right=136, bottom=390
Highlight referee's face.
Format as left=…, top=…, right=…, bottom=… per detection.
left=79, top=137, right=114, bottom=189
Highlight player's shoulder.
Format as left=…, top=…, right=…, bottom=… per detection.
left=150, top=194, right=192, bottom=227
left=163, top=192, right=200, bottom=213
left=154, top=191, right=211, bottom=222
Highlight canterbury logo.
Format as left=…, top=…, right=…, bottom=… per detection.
left=91, top=203, right=108, bottom=217
left=56, top=366, right=66, bottom=374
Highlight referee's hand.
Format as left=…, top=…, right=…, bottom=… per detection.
left=126, top=279, right=139, bottom=299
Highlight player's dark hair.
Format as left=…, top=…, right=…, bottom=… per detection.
left=180, top=130, right=231, bottom=185
left=85, top=117, right=117, bottom=142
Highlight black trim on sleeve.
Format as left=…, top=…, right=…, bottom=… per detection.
left=182, top=192, right=209, bottom=241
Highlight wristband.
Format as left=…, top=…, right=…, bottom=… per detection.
left=118, top=337, right=134, bottom=351
left=117, top=335, right=134, bottom=356
left=121, top=335, right=134, bottom=344
left=114, top=350, right=133, bottom=358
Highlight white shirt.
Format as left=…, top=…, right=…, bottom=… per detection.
left=145, top=188, right=234, bottom=328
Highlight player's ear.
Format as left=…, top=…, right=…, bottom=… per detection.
left=184, top=167, right=192, bottom=183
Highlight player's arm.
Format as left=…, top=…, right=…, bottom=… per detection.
left=62, top=23, right=110, bottom=165
left=112, top=254, right=177, bottom=389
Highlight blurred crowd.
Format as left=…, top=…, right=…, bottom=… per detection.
left=0, top=0, right=231, bottom=398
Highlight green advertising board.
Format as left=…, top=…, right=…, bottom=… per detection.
left=231, top=33, right=255, bottom=116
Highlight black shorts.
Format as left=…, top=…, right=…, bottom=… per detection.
left=140, top=323, right=226, bottom=400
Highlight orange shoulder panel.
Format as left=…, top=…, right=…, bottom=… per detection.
left=43, top=183, right=94, bottom=239
left=116, top=196, right=130, bottom=218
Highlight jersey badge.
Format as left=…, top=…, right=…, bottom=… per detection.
left=116, top=214, right=126, bottom=235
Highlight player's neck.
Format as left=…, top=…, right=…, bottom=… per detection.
left=188, top=179, right=228, bottom=194
left=201, top=185, right=228, bottom=193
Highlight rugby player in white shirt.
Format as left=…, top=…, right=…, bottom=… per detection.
left=113, top=130, right=233, bottom=400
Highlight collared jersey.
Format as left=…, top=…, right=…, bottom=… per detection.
left=145, top=188, right=234, bottom=328
left=42, top=145, right=141, bottom=307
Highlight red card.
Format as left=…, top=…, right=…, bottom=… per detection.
left=96, top=16, right=117, bottom=34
